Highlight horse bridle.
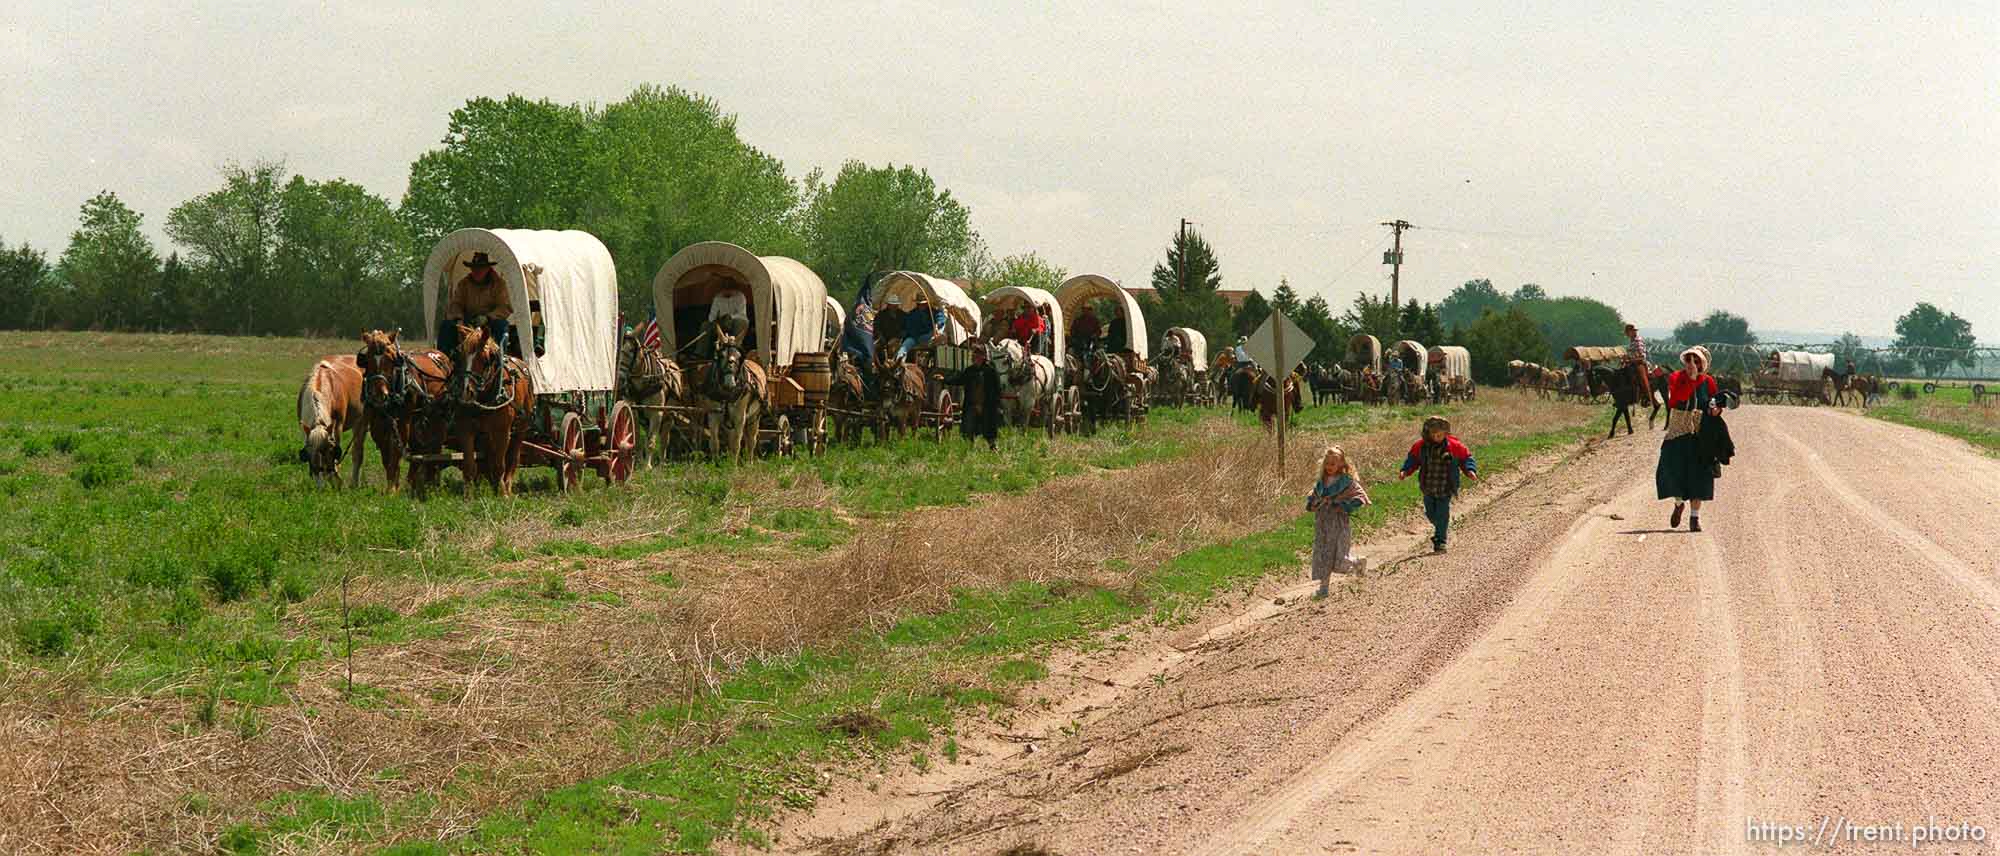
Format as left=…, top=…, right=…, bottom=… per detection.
left=358, top=341, right=443, bottom=416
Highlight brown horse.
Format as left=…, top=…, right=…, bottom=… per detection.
left=827, top=350, right=870, bottom=443
left=874, top=355, right=926, bottom=442
left=297, top=354, right=365, bottom=487
left=1255, top=370, right=1303, bottom=431
left=446, top=323, right=534, bottom=497
left=353, top=330, right=453, bottom=493
left=617, top=330, right=687, bottom=467
left=700, top=332, right=767, bottom=462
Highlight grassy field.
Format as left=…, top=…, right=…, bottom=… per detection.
left=0, top=332, right=1602, bottom=853
left=1865, top=382, right=2000, bottom=454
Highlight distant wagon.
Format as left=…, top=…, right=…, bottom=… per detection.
left=416, top=228, right=637, bottom=491
left=1749, top=350, right=1837, bottom=406
left=1563, top=345, right=1628, bottom=401
left=1427, top=345, right=1475, bottom=403
left=1343, top=334, right=1384, bottom=404
left=1155, top=326, right=1211, bottom=407
left=1056, top=274, right=1150, bottom=429
left=1390, top=340, right=1428, bottom=405
left=653, top=241, right=832, bottom=456
left=871, top=271, right=983, bottom=439
left=982, top=284, right=1081, bottom=434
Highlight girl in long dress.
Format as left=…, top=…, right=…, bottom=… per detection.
left=1656, top=347, right=1725, bottom=531
left=1308, top=446, right=1370, bottom=598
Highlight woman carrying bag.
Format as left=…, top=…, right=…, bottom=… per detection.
left=1656, top=346, right=1725, bottom=532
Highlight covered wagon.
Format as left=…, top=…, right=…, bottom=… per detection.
left=867, top=271, right=985, bottom=439
left=1154, top=326, right=1211, bottom=407
left=1056, top=274, right=1150, bottom=429
left=982, top=285, right=1080, bottom=433
left=653, top=241, right=832, bottom=457
left=1749, top=350, right=1837, bottom=405
left=1563, top=345, right=1630, bottom=400
left=1387, top=340, right=1427, bottom=405
left=1426, top=345, right=1475, bottom=403
left=409, top=228, right=636, bottom=492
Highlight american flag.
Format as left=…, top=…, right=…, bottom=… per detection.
left=639, top=313, right=662, bottom=351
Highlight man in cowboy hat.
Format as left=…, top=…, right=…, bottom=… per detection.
left=440, top=251, right=513, bottom=356
left=1622, top=323, right=1652, bottom=402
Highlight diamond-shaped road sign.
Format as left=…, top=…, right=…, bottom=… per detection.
left=1244, top=311, right=1315, bottom=377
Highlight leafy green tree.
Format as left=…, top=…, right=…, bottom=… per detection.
left=1512, top=283, right=1547, bottom=302
left=151, top=253, right=193, bottom=332
left=401, top=95, right=596, bottom=257
left=1147, top=228, right=1231, bottom=348
left=1233, top=290, right=1270, bottom=337
left=801, top=161, right=976, bottom=302
left=1830, top=332, right=1878, bottom=373
left=165, top=161, right=288, bottom=332
left=585, top=85, right=802, bottom=314
left=1398, top=299, right=1447, bottom=347
left=1341, top=292, right=1402, bottom=346
left=987, top=252, right=1066, bottom=295
left=275, top=176, right=413, bottom=334
left=0, top=238, right=56, bottom=330
left=1522, top=297, right=1628, bottom=362
left=56, top=191, right=161, bottom=330
left=1462, top=307, right=1550, bottom=386
left=1893, top=302, right=1977, bottom=376
left=1672, top=310, right=1758, bottom=347
left=1439, top=278, right=1507, bottom=330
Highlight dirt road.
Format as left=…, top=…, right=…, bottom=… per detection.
left=785, top=406, right=2000, bottom=855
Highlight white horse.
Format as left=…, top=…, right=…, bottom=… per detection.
left=989, top=339, right=1055, bottom=428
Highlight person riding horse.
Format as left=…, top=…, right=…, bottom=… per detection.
left=1622, top=323, right=1652, bottom=402
left=438, top=252, right=512, bottom=359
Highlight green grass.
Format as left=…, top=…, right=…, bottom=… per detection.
left=1866, top=391, right=2000, bottom=454
left=410, top=421, right=1598, bottom=854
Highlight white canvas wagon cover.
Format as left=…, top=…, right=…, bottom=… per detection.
left=1346, top=334, right=1382, bottom=373
left=1773, top=350, right=1835, bottom=382
left=982, top=285, right=1065, bottom=345
left=652, top=242, right=829, bottom=369
left=1055, top=274, right=1149, bottom=360
left=1392, top=340, right=1427, bottom=370
left=1165, top=327, right=1208, bottom=366
left=873, top=272, right=981, bottom=345
left=422, top=228, right=618, bottom=395
left=1428, top=345, right=1471, bottom=379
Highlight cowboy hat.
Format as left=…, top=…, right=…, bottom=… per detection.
left=885, top=293, right=902, bottom=306
left=463, top=251, right=497, bottom=269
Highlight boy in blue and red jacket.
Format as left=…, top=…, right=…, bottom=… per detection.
left=1399, top=415, right=1478, bottom=553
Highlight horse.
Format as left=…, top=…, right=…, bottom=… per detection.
left=617, top=330, right=687, bottom=467
left=700, top=332, right=768, bottom=462
left=1078, top=349, right=1135, bottom=433
left=353, top=329, right=453, bottom=493
left=445, top=322, right=534, bottom=497
left=1254, top=370, right=1303, bottom=430
left=827, top=349, right=871, bottom=443
left=990, top=339, right=1055, bottom=428
left=1589, top=363, right=1661, bottom=437
left=1154, top=351, right=1196, bottom=406
left=1309, top=364, right=1347, bottom=405
left=1823, top=367, right=1878, bottom=408
left=297, top=354, right=365, bottom=487
left=873, top=354, right=926, bottom=442
left=1227, top=362, right=1257, bottom=411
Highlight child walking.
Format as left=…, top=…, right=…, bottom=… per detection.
left=1399, top=415, right=1478, bottom=553
left=1308, top=445, right=1370, bottom=599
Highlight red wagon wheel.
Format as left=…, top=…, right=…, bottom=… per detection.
left=602, top=401, right=636, bottom=485
left=555, top=411, right=585, bottom=493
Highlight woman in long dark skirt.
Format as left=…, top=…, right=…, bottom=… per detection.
left=1656, top=346, right=1724, bottom=531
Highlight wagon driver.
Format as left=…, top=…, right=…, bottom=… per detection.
left=706, top=280, right=751, bottom=358
left=440, top=251, right=513, bottom=356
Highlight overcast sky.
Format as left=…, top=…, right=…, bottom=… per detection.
left=6, top=1, right=1995, bottom=338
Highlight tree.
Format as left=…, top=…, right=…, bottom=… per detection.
left=1341, top=293, right=1401, bottom=346
left=1512, top=283, right=1547, bottom=302
left=1439, top=278, right=1508, bottom=331
left=1830, top=332, right=1876, bottom=373
left=801, top=161, right=976, bottom=303
left=1270, top=279, right=1301, bottom=317
left=584, top=85, right=803, bottom=314
left=1233, top=290, right=1270, bottom=337
left=1521, top=297, right=1627, bottom=363
left=986, top=252, right=1066, bottom=295
left=151, top=253, right=192, bottom=332
left=56, top=191, right=161, bottom=330
left=0, top=238, right=55, bottom=330
left=275, top=176, right=413, bottom=335
left=401, top=95, right=597, bottom=258
left=1893, top=303, right=1976, bottom=377
left=1672, top=310, right=1758, bottom=347
left=1398, top=299, right=1447, bottom=347
left=165, top=161, right=288, bottom=332
left=1298, top=294, right=1345, bottom=364
left=1147, top=228, right=1231, bottom=348
left=1461, top=307, right=1550, bottom=386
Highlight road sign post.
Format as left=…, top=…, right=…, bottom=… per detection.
left=1245, top=312, right=1316, bottom=472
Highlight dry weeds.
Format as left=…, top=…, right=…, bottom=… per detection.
left=0, top=392, right=1596, bottom=853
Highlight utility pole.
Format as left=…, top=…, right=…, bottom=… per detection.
left=1177, top=218, right=1192, bottom=294
left=1382, top=219, right=1413, bottom=308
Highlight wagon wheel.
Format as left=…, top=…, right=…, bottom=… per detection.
left=602, top=401, right=636, bottom=485
left=555, top=412, right=585, bottom=493
left=772, top=414, right=793, bottom=457
left=810, top=408, right=829, bottom=455
left=933, top=390, right=955, bottom=442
